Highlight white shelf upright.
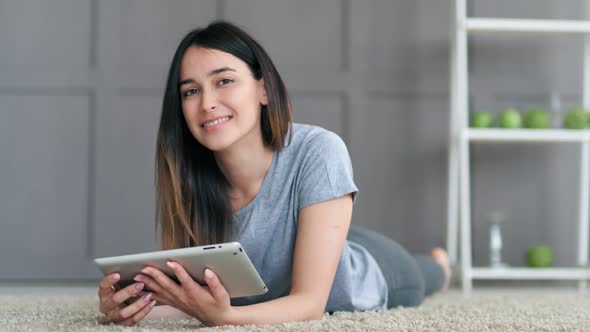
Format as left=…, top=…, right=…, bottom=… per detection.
left=447, top=0, right=590, bottom=294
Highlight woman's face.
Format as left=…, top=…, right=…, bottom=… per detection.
left=179, top=46, right=268, bottom=152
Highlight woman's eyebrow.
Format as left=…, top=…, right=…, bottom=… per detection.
left=207, top=66, right=237, bottom=77
left=178, top=67, right=237, bottom=88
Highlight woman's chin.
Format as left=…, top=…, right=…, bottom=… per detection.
left=200, top=140, right=234, bottom=153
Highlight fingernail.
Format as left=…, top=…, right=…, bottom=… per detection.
left=112, top=273, right=120, bottom=281
left=135, top=283, right=144, bottom=290
left=133, top=275, right=142, bottom=282
left=141, top=268, right=150, bottom=274
left=166, top=261, right=175, bottom=268
left=205, top=269, right=213, bottom=279
left=143, top=293, right=152, bottom=302
left=149, top=300, right=157, bottom=307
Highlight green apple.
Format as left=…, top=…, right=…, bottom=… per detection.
left=564, top=107, right=588, bottom=129
left=523, top=107, right=550, bottom=129
left=525, top=245, right=554, bottom=268
left=498, top=108, right=522, bottom=128
left=470, top=111, right=493, bottom=128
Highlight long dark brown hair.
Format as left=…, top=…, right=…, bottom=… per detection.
left=155, top=21, right=292, bottom=249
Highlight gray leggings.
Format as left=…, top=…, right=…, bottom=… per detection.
left=347, top=226, right=445, bottom=309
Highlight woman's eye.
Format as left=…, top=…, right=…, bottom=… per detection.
left=183, top=88, right=199, bottom=97
left=218, top=78, right=233, bottom=86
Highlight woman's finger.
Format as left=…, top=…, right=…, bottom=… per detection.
left=204, top=269, right=229, bottom=303
left=141, top=266, right=182, bottom=298
left=98, top=273, right=121, bottom=314
left=167, top=261, right=206, bottom=296
left=117, top=293, right=153, bottom=322
left=98, top=273, right=119, bottom=299
left=134, top=274, right=165, bottom=295
left=138, top=291, right=167, bottom=305
left=110, top=282, right=145, bottom=307
left=120, top=299, right=157, bottom=326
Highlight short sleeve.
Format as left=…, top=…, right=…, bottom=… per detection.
left=298, top=131, right=359, bottom=210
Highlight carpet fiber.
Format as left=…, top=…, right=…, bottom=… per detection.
left=1, top=290, right=589, bottom=331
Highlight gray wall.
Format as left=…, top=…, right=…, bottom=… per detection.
left=0, top=0, right=587, bottom=280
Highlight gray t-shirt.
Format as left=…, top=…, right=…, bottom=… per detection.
left=230, top=123, right=388, bottom=312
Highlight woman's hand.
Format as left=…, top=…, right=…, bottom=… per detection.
left=135, top=262, right=233, bottom=326
left=98, top=273, right=157, bottom=326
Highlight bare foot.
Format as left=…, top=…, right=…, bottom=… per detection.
left=429, top=247, right=451, bottom=292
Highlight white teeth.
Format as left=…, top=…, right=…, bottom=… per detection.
left=203, top=116, right=231, bottom=127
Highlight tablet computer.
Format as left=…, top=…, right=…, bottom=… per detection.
left=94, top=242, right=267, bottom=298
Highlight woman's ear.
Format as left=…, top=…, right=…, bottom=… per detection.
left=258, top=79, right=268, bottom=106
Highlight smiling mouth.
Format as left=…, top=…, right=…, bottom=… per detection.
left=201, top=116, right=233, bottom=128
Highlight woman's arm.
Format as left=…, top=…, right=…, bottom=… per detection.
left=224, top=194, right=353, bottom=325
left=144, top=304, right=193, bottom=320
left=141, top=194, right=352, bottom=325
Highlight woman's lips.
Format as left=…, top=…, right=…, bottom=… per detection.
left=201, top=115, right=232, bottom=131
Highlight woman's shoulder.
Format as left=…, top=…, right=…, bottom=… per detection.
left=288, top=123, right=346, bottom=151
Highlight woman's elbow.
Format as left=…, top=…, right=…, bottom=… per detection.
left=308, top=310, right=325, bottom=321
left=289, top=293, right=328, bottom=321
left=305, top=302, right=327, bottom=321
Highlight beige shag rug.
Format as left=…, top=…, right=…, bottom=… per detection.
left=1, top=290, right=590, bottom=331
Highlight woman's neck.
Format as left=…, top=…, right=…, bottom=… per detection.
left=214, top=141, right=274, bottom=201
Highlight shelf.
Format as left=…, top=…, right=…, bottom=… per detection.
left=471, top=267, right=590, bottom=280
left=465, top=128, right=589, bottom=142
left=449, top=1, right=590, bottom=293
left=466, top=18, right=590, bottom=34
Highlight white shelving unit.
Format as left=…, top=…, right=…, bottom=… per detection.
left=447, top=0, right=590, bottom=294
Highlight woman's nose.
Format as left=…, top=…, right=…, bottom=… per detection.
left=200, top=90, right=218, bottom=112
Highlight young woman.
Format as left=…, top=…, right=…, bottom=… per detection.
left=97, top=21, right=451, bottom=327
